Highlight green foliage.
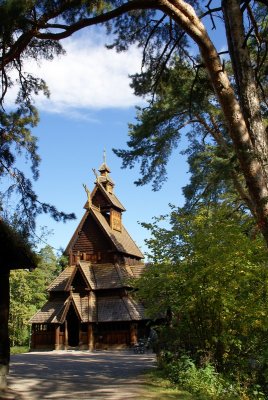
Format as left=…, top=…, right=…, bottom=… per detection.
left=114, top=60, right=217, bottom=190
left=143, top=369, right=194, bottom=399
left=9, top=246, right=61, bottom=346
left=0, top=0, right=76, bottom=238
left=134, top=203, right=268, bottom=396
left=10, top=346, right=29, bottom=355
left=9, top=270, right=35, bottom=346
left=0, top=0, right=267, bottom=238
left=161, top=354, right=265, bottom=400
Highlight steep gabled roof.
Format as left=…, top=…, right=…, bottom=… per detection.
left=128, top=264, right=146, bottom=278
left=90, top=183, right=125, bottom=211
left=122, top=297, right=146, bottom=320
left=64, top=212, right=88, bottom=256
left=65, top=206, right=144, bottom=260
left=79, top=261, right=96, bottom=288
left=90, top=206, right=143, bottom=258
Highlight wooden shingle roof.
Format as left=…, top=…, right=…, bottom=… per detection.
left=72, top=292, right=96, bottom=322
left=97, top=295, right=145, bottom=322
left=91, top=263, right=125, bottom=289
left=30, top=293, right=145, bottom=324
left=48, top=262, right=145, bottom=293
left=95, top=183, right=125, bottom=211
left=29, top=299, right=67, bottom=324
left=79, top=261, right=96, bottom=288
left=129, top=264, right=146, bottom=278
left=122, top=297, right=146, bottom=320
left=98, top=296, right=131, bottom=322
left=48, top=266, right=74, bottom=292
left=65, top=206, right=143, bottom=260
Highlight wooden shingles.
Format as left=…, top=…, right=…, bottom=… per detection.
left=97, top=297, right=131, bottom=322
left=33, top=261, right=146, bottom=324
left=98, top=184, right=126, bottom=211
left=64, top=211, right=88, bottom=257
left=30, top=291, right=144, bottom=324
left=129, top=264, right=146, bottom=278
left=91, top=183, right=126, bottom=211
left=71, top=292, right=96, bottom=322
left=122, top=297, right=146, bottom=320
left=92, top=263, right=122, bottom=289
left=48, top=267, right=74, bottom=292
left=79, top=261, right=96, bottom=289
left=29, top=299, right=67, bottom=324
left=47, top=263, right=145, bottom=293
left=97, top=295, right=145, bottom=322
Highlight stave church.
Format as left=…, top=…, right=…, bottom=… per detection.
left=30, top=158, right=148, bottom=350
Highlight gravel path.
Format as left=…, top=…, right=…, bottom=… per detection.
left=2, top=350, right=156, bottom=400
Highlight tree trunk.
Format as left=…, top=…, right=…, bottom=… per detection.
left=0, top=270, right=10, bottom=389
left=161, top=0, right=268, bottom=244
left=222, top=0, right=268, bottom=176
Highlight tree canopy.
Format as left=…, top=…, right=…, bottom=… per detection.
left=2, top=3, right=268, bottom=394
left=1, top=0, right=268, bottom=244
left=9, top=245, right=62, bottom=347
left=133, top=203, right=268, bottom=397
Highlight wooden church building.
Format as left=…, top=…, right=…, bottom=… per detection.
left=30, top=160, right=148, bottom=350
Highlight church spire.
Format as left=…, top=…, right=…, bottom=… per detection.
left=103, top=148, right=106, bottom=164
left=97, top=150, right=114, bottom=193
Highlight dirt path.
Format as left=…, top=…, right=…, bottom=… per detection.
left=2, top=350, right=156, bottom=400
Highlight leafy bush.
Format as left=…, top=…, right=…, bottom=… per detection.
left=135, top=204, right=268, bottom=397
left=160, top=354, right=265, bottom=400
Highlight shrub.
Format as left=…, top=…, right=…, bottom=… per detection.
left=161, top=355, right=264, bottom=399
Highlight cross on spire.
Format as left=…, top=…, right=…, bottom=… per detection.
left=103, top=148, right=106, bottom=164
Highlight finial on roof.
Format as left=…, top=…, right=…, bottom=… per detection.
left=92, top=168, right=99, bottom=183
left=83, top=183, right=92, bottom=209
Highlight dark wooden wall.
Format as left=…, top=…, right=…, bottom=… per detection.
left=72, top=215, right=115, bottom=263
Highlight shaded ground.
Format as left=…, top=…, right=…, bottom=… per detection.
left=2, top=350, right=156, bottom=400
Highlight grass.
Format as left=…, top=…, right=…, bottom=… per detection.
left=139, top=369, right=194, bottom=400
left=10, top=346, right=29, bottom=355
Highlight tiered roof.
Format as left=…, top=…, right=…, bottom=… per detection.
left=30, top=261, right=146, bottom=324
left=30, top=159, right=147, bottom=328
left=48, top=261, right=145, bottom=292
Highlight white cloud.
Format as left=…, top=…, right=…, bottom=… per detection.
left=5, top=31, right=143, bottom=114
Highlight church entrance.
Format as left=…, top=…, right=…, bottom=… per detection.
left=66, top=304, right=80, bottom=347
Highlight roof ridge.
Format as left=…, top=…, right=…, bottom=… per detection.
left=91, top=264, right=98, bottom=289
left=64, top=265, right=78, bottom=291
left=64, top=210, right=89, bottom=255
left=114, top=263, right=125, bottom=284
left=47, top=266, right=74, bottom=292
left=71, top=293, right=83, bottom=321
left=121, top=296, right=134, bottom=320
left=94, top=183, right=125, bottom=211
left=77, top=262, right=92, bottom=289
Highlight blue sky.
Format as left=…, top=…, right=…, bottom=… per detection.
left=7, top=28, right=189, bottom=258
left=32, top=107, right=189, bottom=258
left=5, top=15, right=227, bottom=258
